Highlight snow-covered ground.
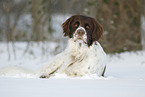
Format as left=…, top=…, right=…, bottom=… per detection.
left=0, top=42, right=145, bottom=97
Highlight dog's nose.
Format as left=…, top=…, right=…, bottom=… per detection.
left=77, top=30, right=85, bottom=36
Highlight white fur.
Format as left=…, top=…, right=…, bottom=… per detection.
left=39, top=38, right=107, bottom=77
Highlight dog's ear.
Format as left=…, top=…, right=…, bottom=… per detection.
left=62, top=16, right=73, bottom=37
left=91, top=18, right=103, bottom=41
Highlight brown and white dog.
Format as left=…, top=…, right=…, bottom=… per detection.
left=39, top=15, right=107, bottom=78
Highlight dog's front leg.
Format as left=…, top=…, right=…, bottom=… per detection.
left=40, top=74, right=50, bottom=78
left=40, top=65, right=61, bottom=78
left=39, top=53, right=65, bottom=78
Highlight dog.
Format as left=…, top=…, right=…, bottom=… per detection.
left=39, top=15, right=107, bottom=78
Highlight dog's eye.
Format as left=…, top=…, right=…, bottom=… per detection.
left=74, top=24, right=78, bottom=28
left=85, top=25, right=89, bottom=30
left=74, top=22, right=79, bottom=28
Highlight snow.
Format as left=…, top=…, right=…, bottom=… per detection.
left=0, top=42, right=145, bottom=97
left=0, top=77, right=144, bottom=97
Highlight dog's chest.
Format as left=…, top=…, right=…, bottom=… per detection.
left=57, top=39, right=105, bottom=77
left=63, top=45, right=92, bottom=76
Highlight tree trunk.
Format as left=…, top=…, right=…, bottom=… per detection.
left=141, top=0, right=145, bottom=50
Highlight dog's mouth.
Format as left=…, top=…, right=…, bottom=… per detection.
left=74, top=38, right=87, bottom=44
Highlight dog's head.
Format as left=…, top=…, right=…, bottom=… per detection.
left=62, top=15, right=103, bottom=46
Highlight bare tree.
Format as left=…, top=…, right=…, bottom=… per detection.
left=141, top=0, right=145, bottom=50
left=31, top=0, right=56, bottom=41
left=0, top=0, right=27, bottom=60
left=95, top=0, right=142, bottom=53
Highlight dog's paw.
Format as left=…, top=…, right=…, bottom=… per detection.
left=40, top=74, right=50, bottom=78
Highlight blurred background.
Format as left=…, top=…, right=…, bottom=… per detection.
left=0, top=0, right=145, bottom=55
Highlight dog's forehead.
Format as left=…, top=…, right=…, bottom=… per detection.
left=73, top=15, right=92, bottom=24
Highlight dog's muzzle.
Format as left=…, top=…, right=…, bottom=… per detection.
left=73, top=27, right=87, bottom=44
left=76, top=29, right=85, bottom=39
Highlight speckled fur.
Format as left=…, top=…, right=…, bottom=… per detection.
left=39, top=39, right=107, bottom=77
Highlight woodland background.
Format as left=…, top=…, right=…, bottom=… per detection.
left=0, top=0, right=145, bottom=54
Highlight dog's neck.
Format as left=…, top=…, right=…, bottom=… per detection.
left=64, top=39, right=89, bottom=62
left=67, top=38, right=88, bottom=49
